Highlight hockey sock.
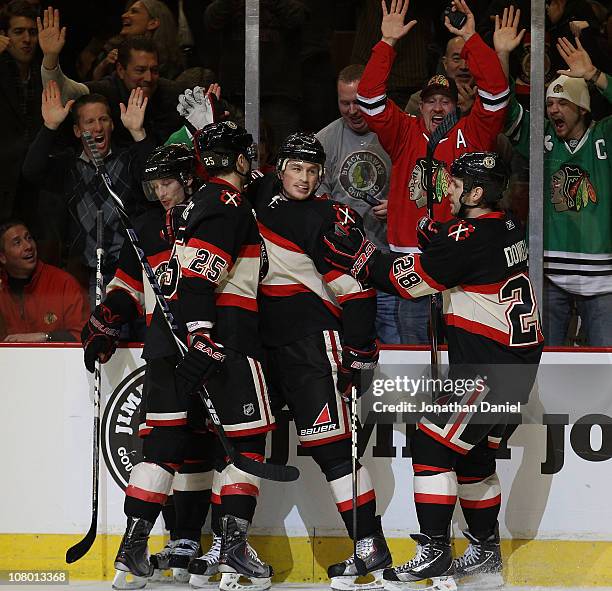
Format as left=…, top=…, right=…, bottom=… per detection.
left=211, top=469, right=223, bottom=535
left=161, top=495, right=176, bottom=537
left=411, top=429, right=458, bottom=538
left=457, top=473, right=501, bottom=540
left=172, top=463, right=213, bottom=541
left=217, top=435, right=265, bottom=523
left=456, top=439, right=500, bottom=539
left=311, top=440, right=378, bottom=539
left=125, top=461, right=176, bottom=523
left=332, top=465, right=378, bottom=540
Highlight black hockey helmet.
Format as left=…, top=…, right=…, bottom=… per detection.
left=194, top=121, right=256, bottom=171
left=276, top=132, right=326, bottom=179
left=450, top=152, right=509, bottom=204
left=142, top=144, right=194, bottom=201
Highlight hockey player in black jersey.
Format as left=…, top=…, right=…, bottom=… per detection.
left=255, top=132, right=392, bottom=590
left=168, top=121, right=276, bottom=591
left=323, top=152, right=544, bottom=590
left=81, top=144, right=220, bottom=588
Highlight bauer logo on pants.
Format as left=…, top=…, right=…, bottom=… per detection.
left=101, top=366, right=146, bottom=491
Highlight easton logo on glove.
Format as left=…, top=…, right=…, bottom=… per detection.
left=193, top=338, right=226, bottom=362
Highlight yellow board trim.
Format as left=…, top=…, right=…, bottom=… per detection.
left=1, top=534, right=612, bottom=586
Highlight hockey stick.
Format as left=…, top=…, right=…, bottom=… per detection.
left=351, top=386, right=367, bottom=576
left=425, top=110, right=458, bottom=385
left=66, top=211, right=105, bottom=564
left=80, top=131, right=299, bottom=485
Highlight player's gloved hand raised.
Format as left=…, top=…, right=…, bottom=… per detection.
left=322, top=224, right=377, bottom=282
left=162, top=203, right=188, bottom=245
left=175, top=331, right=226, bottom=397
left=337, top=342, right=380, bottom=401
left=176, top=86, right=219, bottom=131
left=416, top=216, right=440, bottom=251
left=81, top=303, right=123, bottom=373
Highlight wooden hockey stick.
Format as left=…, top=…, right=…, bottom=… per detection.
left=66, top=211, right=105, bottom=563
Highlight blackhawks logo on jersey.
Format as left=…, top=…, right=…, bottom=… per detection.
left=409, top=158, right=451, bottom=209
left=551, top=164, right=597, bottom=212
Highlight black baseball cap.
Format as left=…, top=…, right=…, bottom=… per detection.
left=421, top=74, right=459, bottom=103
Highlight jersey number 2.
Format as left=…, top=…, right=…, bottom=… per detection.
left=499, top=274, right=540, bottom=347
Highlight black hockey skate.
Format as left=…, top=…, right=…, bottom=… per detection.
left=167, top=538, right=200, bottom=583
left=189, top=534, right=222, bottom=588
left=219, top=515, right=273, bottom=591
left=453, top=529, right=503, bottom=589
left=328, top=523, right=392, bottom=590
left=112, top=517, right=155, bottom=590
left=149, top=538, right=177, bottom=582
left=382, top=534, right=456, bottom=591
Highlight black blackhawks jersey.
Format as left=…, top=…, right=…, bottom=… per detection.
left=105, top=206, right=174, bottom=359
left=255, top=174, right=377, bottom=348
left=169, top=177, right=263, bottom=360
left=371, top=211, right=544, bottom=364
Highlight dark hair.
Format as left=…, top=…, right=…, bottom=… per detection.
left=338, top=64, right=365, bottom=85
left=71, top=93, right=112, bottom=124
left=0, top=218, right=29, bottom=252
left=0, top=0, right=39, bottom=31
left=117, top=35, right=159, bottom=68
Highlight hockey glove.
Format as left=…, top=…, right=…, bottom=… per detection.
left=176, top=86, right=219, bottom=131
left=416, top=216, right=440, bottom=251
left=162, top=203, right=189, bottom=245
left=336, top=341, right=380, bottom=401
left=81, top=289, right=136, bottom=372
left=322, top=224, right=377, bottom=282
left=175, top=331, right=226, bottom=397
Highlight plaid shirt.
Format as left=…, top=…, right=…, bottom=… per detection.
left=22, top=127, right=154, bottom=271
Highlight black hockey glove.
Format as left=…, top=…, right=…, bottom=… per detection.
left=416, top=216, right=440, bottom=251
left=336, top=341, right=380, bottom=401
left=175, top=331, right=226, bottom=397
left=322, top=224, right=377, bottom=282
left=81, top=289, right=136, bottom=372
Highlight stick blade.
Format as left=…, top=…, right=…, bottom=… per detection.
left=65, top=518, right=97, bottom=563
left=233, top=454, right=300, bottom=482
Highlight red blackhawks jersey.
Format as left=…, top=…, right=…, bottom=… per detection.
left=170, top=177, right=264, bottom=361
left=370, top=211, right=544, bottom=364
left=254, top=175, right=377, bottom=348
left=357, top=34, right=510, bottom=252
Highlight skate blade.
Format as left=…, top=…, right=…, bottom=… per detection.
left=456, top=572, right=503, bottom=589
left=331, top=569, right=386, bottom=590
left=172, top=567, right=191, bottom=583
left=149, top=569, right=172, bottom=583
left=383, top=576, right=457, bottom=591
left=219, top=572, right=272, bottom=591
left=112, top=569, right=149, bottom=590
left=190, top=572, right=222, bottom=589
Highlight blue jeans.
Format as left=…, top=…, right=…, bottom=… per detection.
left=376, top=291, right=401, bottom=344
left=397, top=295, right=430, bottom=345
left=543, top=278, right=612, bottom=346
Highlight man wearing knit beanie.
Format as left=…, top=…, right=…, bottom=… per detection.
left=502, top=33, right=612, bottom=346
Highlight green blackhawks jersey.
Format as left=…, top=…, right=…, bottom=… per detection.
left=506, top=74, right=612, bottom=296
left=165, top=125, right=194, bottom=147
